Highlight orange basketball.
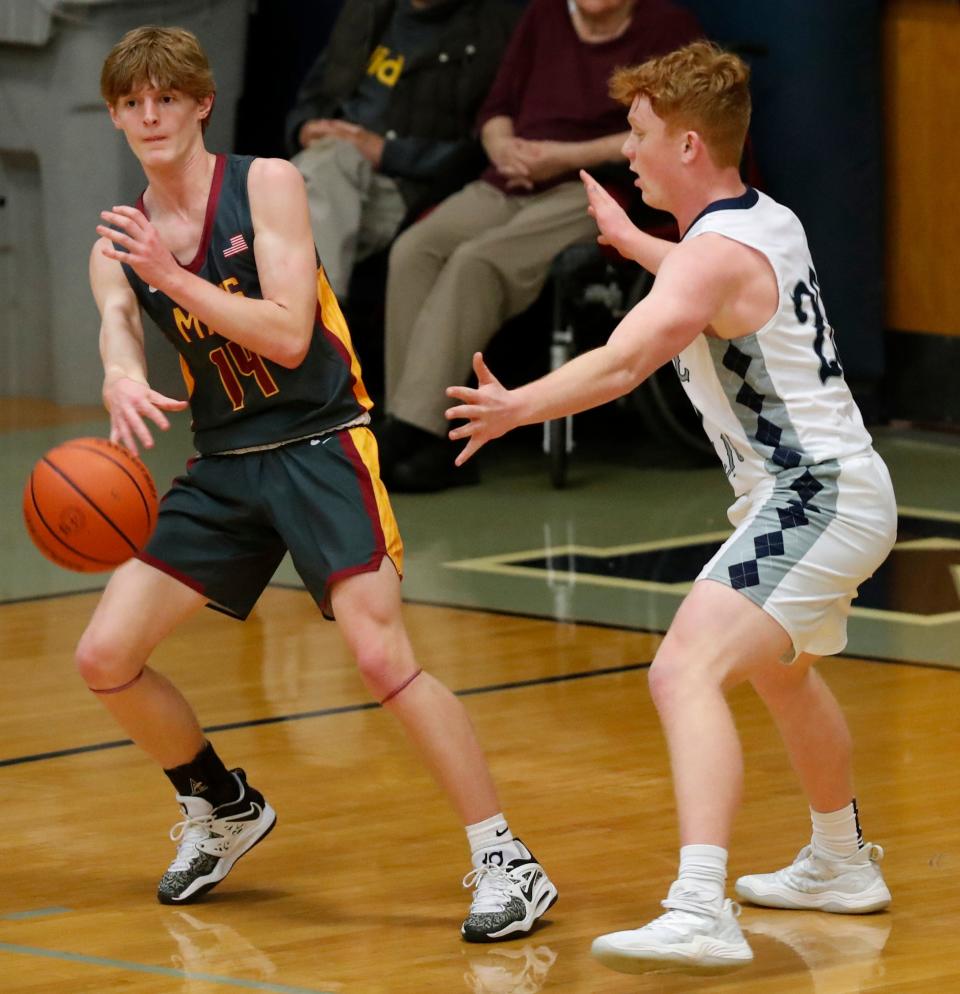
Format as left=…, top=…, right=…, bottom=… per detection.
left=22, top=437, right=159, bottom=573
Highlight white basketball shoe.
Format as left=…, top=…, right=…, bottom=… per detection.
left=591, top=881, right=754, bottom=972
left=735, top=843, right=891, bottom=913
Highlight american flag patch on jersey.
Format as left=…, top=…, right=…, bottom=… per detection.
left=223, top=233, right=249, bottom=258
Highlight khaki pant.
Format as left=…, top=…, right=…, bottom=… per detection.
left=293, top=138, right=407, bottom=299
left=385, top=179, right=598, bottom=436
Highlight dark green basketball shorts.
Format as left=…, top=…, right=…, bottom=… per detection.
left=138, top=427, right=403, bottom=619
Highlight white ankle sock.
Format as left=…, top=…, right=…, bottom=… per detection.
left=810, top=799, right=863, bottom=860
left=677, top=844, right=728, bottom=904
left=466, top=813, right=513, bottom=856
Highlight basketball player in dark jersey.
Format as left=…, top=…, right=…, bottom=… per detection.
left=78, top=25, right=555, bottom=942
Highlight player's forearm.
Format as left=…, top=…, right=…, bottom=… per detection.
left=163, top=268, right=312, bottom=368
left=480, top=116, right=515, bottom=158
left=99, top=311, right=147, bottom=387
left=511, top=341, right=646, bottom=427
left=622, top=230, right=676, bottom=273
left=100, top=339, right=149, bottom=411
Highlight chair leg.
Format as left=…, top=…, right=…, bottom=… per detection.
left=544, top=325, right=575, bottom=487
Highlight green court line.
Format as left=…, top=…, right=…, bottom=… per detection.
left=0, top=942, right=333, bottom=994
left=1, top=907, right=71, bottom=921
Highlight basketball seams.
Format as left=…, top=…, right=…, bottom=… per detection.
left=38, top=455, right=144, bottom=555
left=61, top=440, right=157, bottom=526
left=23, top=475, right=119, bottom=570
left=22, top=436, right=159, bottom=573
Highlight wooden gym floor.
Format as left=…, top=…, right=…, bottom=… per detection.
left=1, top=399, right=958, bottom=993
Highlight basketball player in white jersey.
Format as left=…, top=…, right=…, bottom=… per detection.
left=444, top=40, right=897, bottom=970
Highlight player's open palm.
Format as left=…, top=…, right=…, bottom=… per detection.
left=581, top=169, right=638, bottom=259
left=445, top=353, right=516, bottom=465
left=104, top=375, right=188, bottom=455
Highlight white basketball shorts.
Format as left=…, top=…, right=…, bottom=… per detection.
left=698, top=450, right=897, bottom=660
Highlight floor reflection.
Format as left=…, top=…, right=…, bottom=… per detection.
left=461, top=942, right=557, bottom=994
left=164, top=909, right=278, bottom=982
left=745, top=911, right=892, bottom=993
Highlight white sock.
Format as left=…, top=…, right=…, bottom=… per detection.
left=811, top=799, right=863, bottom=860
left=677, top=844, right=727, bottom=904
left=466, top=813, right=514, bottom=857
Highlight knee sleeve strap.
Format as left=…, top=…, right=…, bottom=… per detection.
left=89, top=666, right=146, bottom=695
left=379, top=667, right=423, bottom=705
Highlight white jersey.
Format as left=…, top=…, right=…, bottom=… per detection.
left=675, top=187, right=873, bottom=498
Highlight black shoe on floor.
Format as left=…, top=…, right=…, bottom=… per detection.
left=389, top=437, right=480, bottom=493
left=374, top=416, right=436, bottom=479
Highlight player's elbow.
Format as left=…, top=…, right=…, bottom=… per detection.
left=272, top=322, right=313, bottom=369
left=605, top=341, right=649, bottom=395
left=274, top=339, right=311, bottom=369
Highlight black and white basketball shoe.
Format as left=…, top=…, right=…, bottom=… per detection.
left=157, top=769, right=276, bottom=904
left=461, top=839, right=558, bottom=942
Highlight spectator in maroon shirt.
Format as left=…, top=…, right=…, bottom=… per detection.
left=378, top=0, right=702, bottom=491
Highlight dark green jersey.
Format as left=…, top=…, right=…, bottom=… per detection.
left=120, top=154, right=371, bottom=455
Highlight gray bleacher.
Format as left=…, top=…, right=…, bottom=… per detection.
left=0, top=0, right=248, bottom=403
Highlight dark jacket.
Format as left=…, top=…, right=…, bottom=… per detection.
left=285, top=0, right=519, bottom=216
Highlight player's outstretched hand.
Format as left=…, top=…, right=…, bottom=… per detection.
left=581, top=169, right=641, bottom=260
left=445, top=353, right=517, bottom=465
left=104, top=376, right=188, bottom=455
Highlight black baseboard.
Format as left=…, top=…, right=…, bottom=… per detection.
left=885, top=330, right=960, bottom=426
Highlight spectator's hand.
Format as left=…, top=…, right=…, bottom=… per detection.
left=324, top=121, right=386, bottom=168
left=485, top=135, right=534, bottom=190
left=581, top=169, right=640, bottom=259
left=298, top=119, right=385, bottom=168
left=96, top=206, right=180, bottom=296
left=298, top=117, right=344, bottom=148
left=103, top=375, right=187, bottom=455
left=510, top=140, right=576, bottom=183
left=445, top=353, right=516, bottom=464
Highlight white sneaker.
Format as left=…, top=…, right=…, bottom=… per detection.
left=735, top=843, right=891, bottom=913
left=461, top=840, right=558, bottom=942
left=591, top=882, right=754, bottom=972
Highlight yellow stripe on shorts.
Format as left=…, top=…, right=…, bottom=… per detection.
left=348, top=426, right=404, bottom=578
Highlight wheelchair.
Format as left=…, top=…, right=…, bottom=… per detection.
left=543, top=240, right=714, bottom=488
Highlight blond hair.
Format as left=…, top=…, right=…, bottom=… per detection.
left=610, top=41, right=750, bottom=168
left=101, top=26, right=216, bottom=130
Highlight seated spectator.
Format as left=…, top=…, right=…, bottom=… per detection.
left=378, top=0, right=702, bottom=491
left=285, top=0, right=520, bottom=300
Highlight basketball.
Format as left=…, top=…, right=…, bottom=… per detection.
left=22, top=437, right=159, bottom=573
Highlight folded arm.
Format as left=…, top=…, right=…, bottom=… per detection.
left=96, top=158, right=318, bottom=369
left=483, top=119, right=631, bottom=190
